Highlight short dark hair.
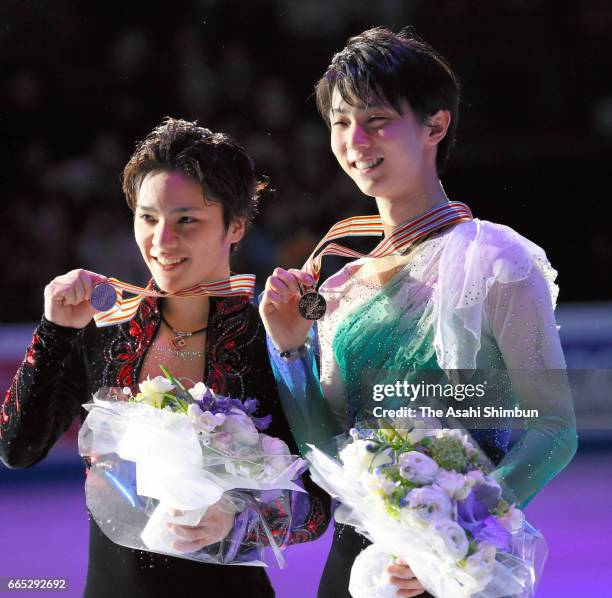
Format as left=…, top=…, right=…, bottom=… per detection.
left=315, top=27, right=460, bottom=173
left=122, top=117, right=265, bottom=232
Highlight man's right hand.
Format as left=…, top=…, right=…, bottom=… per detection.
left=259, top=267, right=315, bottom=352
left=44, top=269, right=108, bottom=329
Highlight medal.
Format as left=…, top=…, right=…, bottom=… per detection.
left=298, top=284, right=327, bottom=321
left=90, top=283, right=118, bottom=312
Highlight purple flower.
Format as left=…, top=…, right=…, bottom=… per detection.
left=473, top=478, right=502, bottom=509
left=194, top=398, right=211, bottom=412
left=210, top=397, right=233, bottom=414
left=398, top=492, right=411, bottom=508
left=189, top=382, right=216, bottom=411
left=251, top=414, right=272, bottom=431
left=191, top=390, right=271, bottom=431
left=457, top=492, right=491, bottom=537
left=478, top=516, right=512, bottom=551
left=241, top=398, right=259, bottom=415
left=457, top=491, right=511, bottom=551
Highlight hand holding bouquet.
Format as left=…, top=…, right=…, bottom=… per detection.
left=307, top=422, right=546, bottom=597
left=78, top=366, right=306, bottom=567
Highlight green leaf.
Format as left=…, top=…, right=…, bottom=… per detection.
left=159, top=364, right=192, bottom=403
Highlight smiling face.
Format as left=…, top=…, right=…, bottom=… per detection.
left=329, top=88, right=435, bottom=203
left=134, top=170, right=245, bottom=294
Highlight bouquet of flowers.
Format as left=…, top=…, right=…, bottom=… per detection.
left=307, top=422, right=546, bottom=597
left=78, top=366, right=306, bottom=567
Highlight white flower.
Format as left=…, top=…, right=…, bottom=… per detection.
left=221, top=408, right=260, bottom=446
left=261, top=435, right=292, bottom=474
left=436, top=428, right=461, bottom=442
left=371, top=448, right=393, bottom=469
left=362, top=472, right=383, bottom=493
left=187, top=404, right=226, bottom=433
left=379, top=474, right=401, bottom=496
left=398, top=451, right=438, bottom=484
left=404, top=487, right=453, bottom=521
left=202, top=411, right=225, bottom=430
left=339, top=442, right=360, bottom=473
left=140, top=375, right=174, bottom=396
left=188, top=381, right=213, bottom=402
left=435, top=519, right=470, bottom=560
left=340, top=441, right=393, bottom=476
left=134, top=375, right=174, bottom=408
left=363, top=472, right=400, bottom=499
left=407, top=418, right=441, bottom=443
left=435, top=470, right=471, bottom=500
left=498, top=505, right=524, bottom=532
left=435, top=428, right=476, bottom=452
left=465, top=542, right=497, bottom=577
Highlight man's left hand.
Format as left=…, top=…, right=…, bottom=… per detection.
left=387, top=559, right=427, bottom=597
left=165, top=501, right=235, bottom=553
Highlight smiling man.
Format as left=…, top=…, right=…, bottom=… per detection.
left=1, top=118, right=331, bottom=597
left=260, top=27, right=576, bottom=598
left=319, top=29, right=457, bottom=238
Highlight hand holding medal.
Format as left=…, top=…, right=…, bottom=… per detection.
left=259, top=268, right=318, bottom=353
left=44, top=269, right=110, bottom=329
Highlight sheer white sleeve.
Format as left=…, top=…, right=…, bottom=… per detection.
left=484, top=265, right=577, bottom=506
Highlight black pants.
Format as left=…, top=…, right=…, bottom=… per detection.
left=318, top=522, right=434, bottom=598
left=84, top=518, right=275, bottom=598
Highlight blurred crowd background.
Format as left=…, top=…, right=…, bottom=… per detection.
left=2, top=0, right=611, bottom=322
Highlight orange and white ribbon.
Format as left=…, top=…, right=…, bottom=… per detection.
left=302, top=201, right=473, bottom=284
left=93, top=274, right=256, bottom=327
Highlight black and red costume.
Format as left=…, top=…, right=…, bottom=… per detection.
left=0, top=294, right=330, bottom=597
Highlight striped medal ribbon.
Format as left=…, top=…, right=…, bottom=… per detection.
left=298, top=201, right=473, bottom=320
left=91, top=274, right=256, bottom=327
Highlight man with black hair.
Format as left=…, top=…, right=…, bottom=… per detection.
left=1, top=117, right=331, bottom=597
left=261, top=27, right=575, bottom=598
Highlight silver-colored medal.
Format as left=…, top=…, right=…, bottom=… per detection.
left=298, top=289, right=327, bottom=320
left=90, top=283, right=117, bottom=312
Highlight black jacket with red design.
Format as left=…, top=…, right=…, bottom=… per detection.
left=0, top=294, right=330, bottom=597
